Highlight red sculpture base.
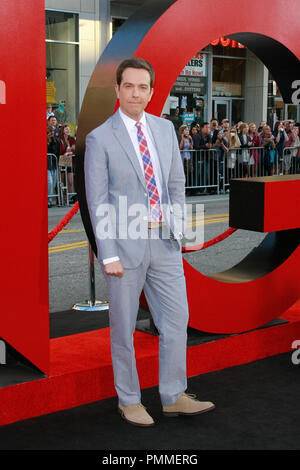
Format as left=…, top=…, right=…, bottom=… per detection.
left=0, top=301, right=299, bottom=426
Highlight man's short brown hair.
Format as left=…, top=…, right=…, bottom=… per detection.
left=116, top=57, right=155, bottom=88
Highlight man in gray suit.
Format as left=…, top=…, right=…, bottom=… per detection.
left=84, top=58, right=215, bottom=426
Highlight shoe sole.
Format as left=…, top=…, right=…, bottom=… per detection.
left=118, top=407, right=155, bottom=427
left=163, top=404, right=215, bottom=417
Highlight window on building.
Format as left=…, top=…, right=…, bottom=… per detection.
left=46, top=11, right=79, bottom=131
left=213, top=57, right=245, bottom=97
left=232, top=100, right=244, bottom=124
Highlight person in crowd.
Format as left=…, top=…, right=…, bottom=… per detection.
left=191, top=122, right=212, bottom=192
left=169, top=106, right=182, bottom=140
left=47, top=114, right=60, bottom=137
left=47, top=103, right=54, bottom=119
left=283, top=120, right=297, bottom=174
left=221, top=119, right=230, bottom=138
left=294, top=125, right=300, bottom=173
left=210, top=118, right=219, bottom=137
left=212, top=129, right=229, bottom=193
left=236, top=121, right=243, bottom=133
left=190, top=123, right=199, bottom=139
left=47, top=126, right=60, bottom=208
left=291, top=125, right=300, bottom=173
left=179, top=124, right=193, bottom=191
left=248, top=123, right=262, bottom=177
left=273, top=121, right=288, bottom=174
left=261, top=125, right=276, bottom=176
left=226, top=126, right=240, bottom=183
left=58, top=124, right=76, bottom=203
left=258, top=121, right=267, bottom=136
left=238, top=123, right=252, bottom=177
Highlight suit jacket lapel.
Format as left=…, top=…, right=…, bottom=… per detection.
left=112, top=111, right=147, bottom=190
left=145, top=113, right=170, bottom=204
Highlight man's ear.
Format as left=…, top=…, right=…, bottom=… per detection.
left=114, top=83, right=120, bottom=99
left=149, top=87, right=154, bottom=102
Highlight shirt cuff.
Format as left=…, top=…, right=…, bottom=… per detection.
left=102, top=256, right=120, bottom=265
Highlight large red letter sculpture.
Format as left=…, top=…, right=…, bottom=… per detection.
left=0, top=0, right=49, bottom=373
left=76, top=0, right=300, bottom=334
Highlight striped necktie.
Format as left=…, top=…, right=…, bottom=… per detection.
left=136, top=121, right=162, bottom=222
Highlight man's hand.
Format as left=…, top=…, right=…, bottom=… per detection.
left=104, top=260, right=124, bottom=277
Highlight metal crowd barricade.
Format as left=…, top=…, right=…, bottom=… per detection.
left=282, top=145, right=300, bottom=175
left=59, top=154, right=77, bottom=206
left=182, top=144, right=300, bottom=194
left=223, top=146, right=282, bottom=191
left=47, top=153, right=61, bottom=206
left=181, top=148, right=219, bottom=193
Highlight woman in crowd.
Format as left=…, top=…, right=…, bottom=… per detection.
left=212, top=129, right=228, bottom=193
left=58, top=124, right=76, bottom=203
left=179, top=124, right=193, bottom=191
left=295, top=125, right=300, bottom=174
left=273, top=121, right=288, bottom=173
left=292, top=125, right=300, bottom=173
left=248, top=123, right=262, bottom=177
left=238, top=123, right=252, bottom=177
left=47, top=126, right=60, bottom=207
left=261, top=125, right=276, bottom=176
left=190, top=124, right=199, bottom=144
left=283, top=120, right=297, bottom=174
left=226, top=127, right=240, bottom=183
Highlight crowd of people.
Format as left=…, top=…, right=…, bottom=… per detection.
left=47, top=112, right=77, bottom=207
left=166, top=115, right=300, bottom=193
left=46, top=103, right=300, bottom=206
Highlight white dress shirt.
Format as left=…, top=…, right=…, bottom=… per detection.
left=103, top=108, right=164, bottom=265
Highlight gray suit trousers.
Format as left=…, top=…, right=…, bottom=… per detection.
left=103, top=230, right=189, bottom=407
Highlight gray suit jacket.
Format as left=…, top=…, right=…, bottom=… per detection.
left=84, top=110, right=186, bottom=269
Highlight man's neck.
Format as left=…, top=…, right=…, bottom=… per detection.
left=119, top=107, right=144, bottom=122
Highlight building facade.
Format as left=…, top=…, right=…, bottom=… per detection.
left=45, top=0, right=299, bottom=130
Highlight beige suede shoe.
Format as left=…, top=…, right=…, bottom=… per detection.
left=163, top=393, right=215, bottom=417
left=118, top=403, right=155, bottom=427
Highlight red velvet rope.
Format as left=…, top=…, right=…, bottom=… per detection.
left=48, top=202, right=237, bottom=253
left=48, top=202, right=79, bottom=243
left=181, top=227, right=237, bottom=253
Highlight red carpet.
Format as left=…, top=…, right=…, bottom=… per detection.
left=1, top=301, right=300, bottom=426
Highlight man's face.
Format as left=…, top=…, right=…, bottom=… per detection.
left=211, top=120, right=218, bottom=129
left=202, top=124, right=210, bottom=135
left=49, top=117, right=56, bottom=127
left=115, top=67, right=153, bottom=120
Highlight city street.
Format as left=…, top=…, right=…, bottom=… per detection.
left=48, top=194, right=265, bottom=313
